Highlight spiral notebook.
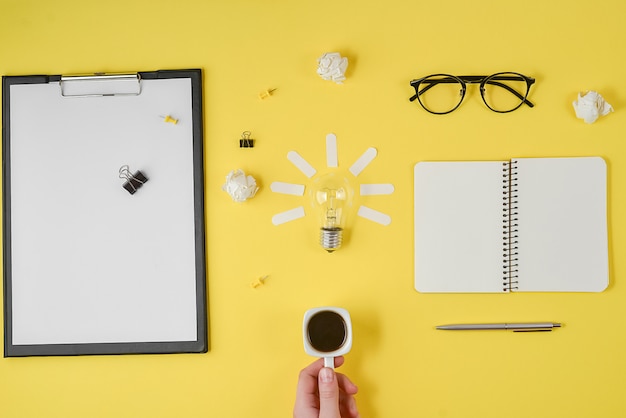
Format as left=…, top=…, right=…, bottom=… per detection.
left=414, top=157, right=608, bottom=293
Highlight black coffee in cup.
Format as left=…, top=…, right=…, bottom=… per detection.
left=306, top=310, right=347, bottom=352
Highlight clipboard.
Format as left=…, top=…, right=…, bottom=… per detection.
left=2, top=69, right=208, bottom=356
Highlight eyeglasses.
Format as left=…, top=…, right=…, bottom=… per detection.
left=409, top=72, right=535, bottom=114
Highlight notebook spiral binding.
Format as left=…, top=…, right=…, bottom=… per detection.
left=502, top=161, right=519, bottom=292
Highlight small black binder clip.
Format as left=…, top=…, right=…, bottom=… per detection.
left=119, top=165, right=148, bottom=195
left=239, top=131, right=254, bottom=148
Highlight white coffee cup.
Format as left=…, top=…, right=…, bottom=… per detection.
left=302, top=307, right=353, bottom=368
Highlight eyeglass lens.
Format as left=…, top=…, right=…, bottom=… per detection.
left=481, top=73, right=529, bottom=113
left=416, top=75, right=464, bottom=114
left=415, top=73, right=531, bottom=114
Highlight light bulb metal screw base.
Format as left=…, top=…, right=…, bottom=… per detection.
left=320, top=227, right=343, bottom=252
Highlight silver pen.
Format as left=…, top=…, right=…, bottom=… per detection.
left=436, top=323, right=562, bottom=332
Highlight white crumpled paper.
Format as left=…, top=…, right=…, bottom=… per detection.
left=573, top=91, right=614, bottom=124
left=316, top=52, right=348, bottom=84
left=222, top=169, right=259, bottom=202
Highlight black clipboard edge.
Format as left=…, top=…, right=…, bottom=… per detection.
left=7, top=340, right=207, bottom=357
left=2, top=69, right=208, bottom=357
left=2, top=75, right=13, bottom=359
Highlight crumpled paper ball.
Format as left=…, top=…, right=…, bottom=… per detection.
left=573, top=91, right=614, bottom=124
left=316, top=52, right=348, bottom=84
left=222, top=169, right=259, bottom=202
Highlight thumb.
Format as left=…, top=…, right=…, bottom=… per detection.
left=318, top=367, right=341, bottom=418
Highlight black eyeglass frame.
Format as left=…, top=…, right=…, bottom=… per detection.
left=409, top=72, right=536, bottom=114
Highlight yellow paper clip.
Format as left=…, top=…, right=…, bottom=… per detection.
left=259, top=88, right=276, bottom=99
left=161, top=115, right=178, bottom=124
left=250, top=275, right=269, bottom=288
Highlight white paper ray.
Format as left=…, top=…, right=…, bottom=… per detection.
left=360, top=183, right=395, bottom=196
left=272, top=206, right=306, bottom=225
left=349, top=147, right=377, bottom=176
left=287, top=151, right=317, bottom=178
left=358, top=206, right=391, bottom=226
left=326, top=133, right=338, bottom=168
left=270, top=182, right=305, bottom=196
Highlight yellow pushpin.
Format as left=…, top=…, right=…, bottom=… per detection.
left=161, top=115, right=178, bottom=124
left=259, top=88, right=276, bottom=99
left=250, top=275, right=269, bottom=289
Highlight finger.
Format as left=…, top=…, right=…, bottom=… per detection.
left=300, top=356, right=345, bottom=381
left=300, top=358, right=325, bottom=383
left=318, top=367, right=341, bottom=418
left=293, top=357, right=346, bottom=413
left=336, top=372, right=358, bottom=395
left=294, top=359, right=324, bottom=413
left=337, top=372, right=359, bottom=418
left=339, top=391, right=360, bottom=418
left=328, top=356, right=346, bottom=369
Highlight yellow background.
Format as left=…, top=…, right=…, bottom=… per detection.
left=1, top=0, right=626, bottom=417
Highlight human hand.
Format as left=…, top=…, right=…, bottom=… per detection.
left=293, top=356, right=360, bottom=418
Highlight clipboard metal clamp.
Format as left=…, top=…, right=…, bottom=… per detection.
left=59, top=73, right=142, bottom=97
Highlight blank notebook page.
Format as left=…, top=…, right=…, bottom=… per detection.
left=414, top=161, right=504, bottom=292
left=514, top=157, right=608, bottom=292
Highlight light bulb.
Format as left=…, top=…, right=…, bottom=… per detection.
left=310, top=171, right=354, bottom=252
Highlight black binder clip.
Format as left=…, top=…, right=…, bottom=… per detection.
left=239, top=131, right=254, bottom=148
left=119, top=165, right=148, bottom=195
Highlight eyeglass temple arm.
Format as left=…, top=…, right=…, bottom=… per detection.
left=484, top=80, right=534, bottom=108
